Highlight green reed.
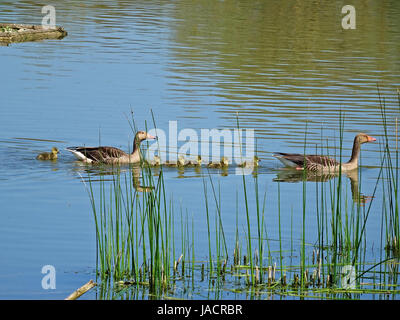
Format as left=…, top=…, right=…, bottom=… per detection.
left=313, top=132, right=359, bottom=286
left=83, top=95, right=400, bottom=298
left=308, top=91, right=400, bottom=293
left=297, top=110, right=377, bottom=290
left=301, top=120, right=309, bottom=287
left=81, top=113, right=180, bottom=295
left=378, top=88, right=400, bottom=256
left=84, top=165, right=171, bottom=291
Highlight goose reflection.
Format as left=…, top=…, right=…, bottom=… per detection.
left=71, top=162, right=155, bottom=192
left=273, top=168, right=373, bottom=205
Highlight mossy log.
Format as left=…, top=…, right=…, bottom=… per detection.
left=0, top=23, right=67, bottom=43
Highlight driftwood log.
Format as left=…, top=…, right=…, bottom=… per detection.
left=0, top=23, right=67, bottom=43
left=65, top=280, right=96, bottom=300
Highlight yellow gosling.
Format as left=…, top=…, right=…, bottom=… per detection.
left=207, top=160, right=220, bottom=168
left=164, top=155, right=186, bottom=167
left=238, top=156, right=260, bottom=168
left=36, top=147, right=59, bottom=160
left=148, top=155, right=161, bottom=166
left=207, top=157, right=229, bottom=169
left=221, top=156, right=229, bottom=168
left=187, top=155, right=202, bottom=166
left=177, top=155, right=186, bottom=167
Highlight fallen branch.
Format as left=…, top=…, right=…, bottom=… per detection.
left=65, top=280, right=96, bottom=300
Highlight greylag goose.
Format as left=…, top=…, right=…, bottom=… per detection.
left=273, top=133, right=376, bottom=172
left=207, top=156, right=229, bottom=169
left=36, top=147, right=59, bottom=160
left=238, top=156, right=260, bottom=168
left=66, top=131, right=157, bottom=164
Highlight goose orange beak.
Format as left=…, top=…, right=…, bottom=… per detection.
left=368, top=136, right=376, bottom=142
left=146, top=134, right=157, bottom=140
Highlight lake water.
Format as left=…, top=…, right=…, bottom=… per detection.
left=0, top=0, right=399, bottom=299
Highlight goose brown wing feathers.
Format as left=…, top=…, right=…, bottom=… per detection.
left=70, top=146, right=127, bottom=163
left=305, top=155, right=340, bottom=167
left=274, top=152, right=339, bottom=169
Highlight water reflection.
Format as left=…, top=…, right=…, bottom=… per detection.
left=70, top=162, right=155, bottom=192
left=273, top=168, right=373, bottom=205
left=167, top=0, right=400, bottom=147
left=0, top=0, right=399, bottom=299
left=340, top=265, right=356, bottom=290
left=69, top=157, right=264, bottom=188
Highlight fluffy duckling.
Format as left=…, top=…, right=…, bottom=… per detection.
left=177, top=155, right=186, bottom=167
left=147, top=155, right=161, bottom=166
left=187, top=155, right=202, bottom=167
left=238, top=156, right=260, bottom=168
left=207, top=160, right=220, bottom=168
left=254, top=156, right=260, bottom=166
left=207, top=156, right=229, bottom=169
left=36, top=147, right=59, bottom=160
left=221, top=156, right=229, bottom=168
left=164, top=155, right=186, bottom=167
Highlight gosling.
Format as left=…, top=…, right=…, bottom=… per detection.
left=238, top=156, right=260, bottom=168
left=207, top=156, right=229, bottom=169
left=36, top=147, right=59, bottom=160
left=177, top=155, right=186, bottom=167
left=147, top=155, right=161, bottom=166
left=187, top=155, right=202, bottom=167
left=164, top=155, right=186, bottom=167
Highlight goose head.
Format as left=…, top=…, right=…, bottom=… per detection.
left=135, top=131, right=157, bottom=143
left=51, top=147, right=60, bottom=155
left=356, top=133, right=376, bottom=144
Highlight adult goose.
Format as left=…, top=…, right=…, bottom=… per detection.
left=66, top=131, right=157, bottom=164
left=273, top=133, right=376, bottom=172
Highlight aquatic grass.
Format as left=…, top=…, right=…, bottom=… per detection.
left=85, top=164, right=183, bottom=295
left=378, top=88, right=400, bottom=256
left=307, top=90, right=400, bottom=293
left=80, top=114, right=190, bottom=296
left=198, top=109, right=397, bottom=295
left=202, top=176, right=214, bottom=274
left=301, top=120, right=308, bottom=287
left=236, top=115, right=259, bottom=286
left=87, top=159, right=399, bottom=299
left=201, top=173, right=229, bottom=283
left=83, top=96, right=400, bottom=299
left=306, top=111, right=379, bottom=290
